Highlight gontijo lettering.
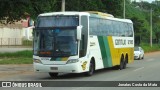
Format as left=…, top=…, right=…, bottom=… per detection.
left=115, top=39, right=126, bottom=45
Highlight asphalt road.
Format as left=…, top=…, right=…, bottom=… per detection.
left=0, top=51, right=160, bottom=90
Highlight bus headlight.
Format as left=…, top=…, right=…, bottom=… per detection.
left=66, top=59, right=79, bottom=64
left=33, top=59, right=42, bottom=64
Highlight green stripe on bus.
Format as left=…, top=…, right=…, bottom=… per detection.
left=98, top=36, right=112, bottom=68
left=98, top=36, right=108, bottom=67
left=103, top=37, right=112, bottom=67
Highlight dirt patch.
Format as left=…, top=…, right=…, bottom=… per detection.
left=145, top=51, right=160, bottom=56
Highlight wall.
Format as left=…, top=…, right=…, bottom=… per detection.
left=0, top=21, right=33, bottom=46
left=0, top=27, right=23, bottom=45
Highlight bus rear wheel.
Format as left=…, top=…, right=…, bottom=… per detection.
left=49, top=72, right=58, bottom=78
left=123, top=59, right=127, bottom=69
left=123, top=56, right=128, bottom=69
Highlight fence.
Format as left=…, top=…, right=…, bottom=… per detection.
left=0, top=38, right=32, bottom=48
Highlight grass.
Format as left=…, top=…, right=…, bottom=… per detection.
left=0, top=57, right=32, bottom=64
left=140, top=43, right=160, bottom=53
left=22, top=40, right=33, bottom=46
left=0, top=50, right=33, bottom=64
left=0, top=50, right=32, bottom=58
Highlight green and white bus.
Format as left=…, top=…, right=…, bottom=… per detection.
left=33, top=11, right=134, bottom=78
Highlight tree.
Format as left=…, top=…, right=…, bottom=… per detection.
left=153, top=24, right=160, bottom=43
left=101, top=0, right=123, bottom=17
left=131, top=17, right=146, bottom=45
left=0, top=0, right=29, bottom=24
left=0, top=0, right=57, bottom=24
left=0, top=0, right=124, bottom=24
left=63, top=0, right=105, bottom=12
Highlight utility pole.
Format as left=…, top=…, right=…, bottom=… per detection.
left=62, top=0, right=65, bottom=12
left=123, top=0, right=126, bottom=18
left=150, top=8, right=153, bottom=47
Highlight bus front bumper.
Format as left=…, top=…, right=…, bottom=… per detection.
left=33, top=63, right=84, bottom=73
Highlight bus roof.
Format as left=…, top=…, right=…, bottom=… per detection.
left=98, top=16, right=133, bottom=24
left=86, top=11, right=114, bottom=17
left=38, top=11, right=90, bottom=17
left=38, top=11, right=132, bottom=24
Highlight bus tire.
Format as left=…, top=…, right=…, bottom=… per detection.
left=85, top=60, right=95, bottom=76
left=123, top=55, right=128, bottom=69
left=112, top=65, right=120, bottom=70
left=123, top=58, right=127, bottom=69
left=49, top=73, right=58, bottom=78
left=119, top=56, right=124, bottom=70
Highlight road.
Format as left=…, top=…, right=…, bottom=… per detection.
left=0, top=51, right=160, bottom=90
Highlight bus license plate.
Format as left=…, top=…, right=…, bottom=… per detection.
left=50, top=67, right=58, bottom=70
left=41, top=58, right=50, bottom=61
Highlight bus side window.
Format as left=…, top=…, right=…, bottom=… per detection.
left=80, top=35, right=85, bottom=57
left=79, top=15, right=88, bottom=58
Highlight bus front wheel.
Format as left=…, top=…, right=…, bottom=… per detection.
left=84, top=60, right=95, bottom=76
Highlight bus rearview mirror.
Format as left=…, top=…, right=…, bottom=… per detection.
left=77, top=25, right=82, bottom=40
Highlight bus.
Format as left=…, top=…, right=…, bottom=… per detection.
left=33, top=11, right=134, bottom=78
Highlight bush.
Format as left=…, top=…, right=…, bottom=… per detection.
left=140, top=43, right=160, bottom=53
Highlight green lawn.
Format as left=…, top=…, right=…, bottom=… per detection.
left=0, top=50, right=33, bottom=64
left=0, top=57, right=32, bottom=64
left=140, top=43, right=160, bottom=53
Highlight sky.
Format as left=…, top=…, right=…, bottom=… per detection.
left=135, top=0, right=157, bottom=3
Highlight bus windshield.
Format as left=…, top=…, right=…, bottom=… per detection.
left=33, top=28, right=78, bottom=57
left=36, top=16, right=79, bottom=27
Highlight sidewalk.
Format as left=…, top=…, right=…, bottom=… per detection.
left=0, top=64, right=33, bottom=78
